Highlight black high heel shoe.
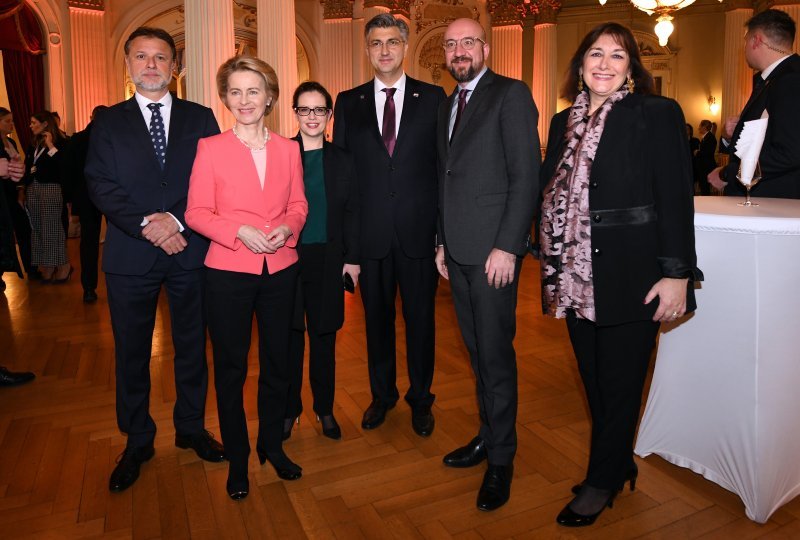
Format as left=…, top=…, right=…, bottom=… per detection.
left=556, top=487, right=617, bottom=527
left=317, top=414, right=341, bottom=440
left=226, top=462, right=249, bottom=501
left=256, top=448, right=302, bottom=480
left=283, top=417, right=299, bottom=441
left=571, top=463, right=638, bottom=495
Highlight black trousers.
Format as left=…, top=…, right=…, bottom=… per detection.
left=566, top=312, right=659, bottom=490
left=447, top=254, right=522, bottom=466
left=3, top=186, right=33, bottom=274
left=359, top=235, right=437, bottom=410
left=206, top=263, right=297, bottom=464
left=287, top=244, right=336, bottom=418
left=79, top=204, right=102, bottom=292
left=105, top=254, right=208, bottom=448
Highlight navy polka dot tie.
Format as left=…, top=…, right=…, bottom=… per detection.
left=147, top=103, right=166, bottom=169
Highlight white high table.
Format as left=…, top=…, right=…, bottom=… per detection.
left=635, top=196, right=800, bottom=523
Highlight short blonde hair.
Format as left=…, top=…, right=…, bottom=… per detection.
left=216, top=55, right=279, bottom=116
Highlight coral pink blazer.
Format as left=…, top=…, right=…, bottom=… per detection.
left=186, top=129, right=308, bottom=275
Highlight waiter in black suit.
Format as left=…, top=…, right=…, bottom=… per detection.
left=435, top=18, right=539, bottom=511
left=85, top=27, right=224, bottom=493
left=710, top=9, right=800, bottom=198
left=333, top=14, right=445, bottom=437
left=693, top=119, right=717, bottom=195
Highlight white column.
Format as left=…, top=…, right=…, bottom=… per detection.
left=722, top=7, right=753, bottom=131
left=68, top=7, right=109, bottom=131
left=185, top=0, right=235, bottom=130
left=532, top=22, right=557, bottom=147
left=257, top=0, right=298, bottom=136
left=774, top=4, right=800, bottom=53
left=322, top=19, right=354, bottom=103
left=490, top=26, right=523, bottom=80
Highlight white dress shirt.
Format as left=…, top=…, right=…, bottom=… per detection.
left=374, top=73, right=406, bottom=139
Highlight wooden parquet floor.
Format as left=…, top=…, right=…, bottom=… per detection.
left=1, top=238, right=799, bottom=539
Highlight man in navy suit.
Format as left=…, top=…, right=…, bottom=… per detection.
left=85, top=27, right=223, bottom=493
left=333, top=14, right=445, bottom=437
left=710, top=9, right=800, bottom=198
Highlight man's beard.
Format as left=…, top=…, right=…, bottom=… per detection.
left=448, top=56, right=478, bottom=83
left=133, top=73, right=170, bottom=92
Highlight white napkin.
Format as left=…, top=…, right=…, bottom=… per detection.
left=734, top=114, right=768, bottom=186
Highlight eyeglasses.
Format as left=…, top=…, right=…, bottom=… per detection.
left=367, top=38, right=405, bottom=51
left=443, top=37, right=485, bottom=52
left=294, top=106, right=329, bottom=116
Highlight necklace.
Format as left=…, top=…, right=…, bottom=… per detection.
left=232, top=124, right=270, bottom=151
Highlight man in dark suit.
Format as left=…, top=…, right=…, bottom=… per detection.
left=710, top=9, right=800, bottom=198
left=693, top=119, right=717, bottom=195
left=435, top=18, right=539, bottom=511
left=333, top=14, right=445, bottom=437
left=68, top=105, right=107, bottom=303
left=85, top=27, right=224, bottom=493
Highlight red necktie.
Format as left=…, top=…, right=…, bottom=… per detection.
left=382, top=88, right=397, bottom=156
left=450, top=88, right=469, bottom=143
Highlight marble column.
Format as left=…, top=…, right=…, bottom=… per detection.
left=257, top=0, right=298, bottom=136
left=185, top=0, right=235, bottom=130
left=491, top=26, right=524, bottom=80
left=68, top=3, right=109, bottom=131
left=322, top=1, right=355, bottom=103
left=722, top=4, right=753, bottom=132
left=532, top=21, right=557, bottom=147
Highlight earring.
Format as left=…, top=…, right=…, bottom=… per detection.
left=626, top=75, right=635, bottom=93
left=578, top=77, right=584, bottom=93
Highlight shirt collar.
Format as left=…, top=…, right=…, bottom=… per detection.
left=374, top=73, right=407, bottom=94
left=761, top=55, right=791, bottom=80
left=135, top=91, right=173, bottom=109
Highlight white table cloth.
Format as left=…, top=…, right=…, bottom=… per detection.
left=635, top=196, right=800, bottom=523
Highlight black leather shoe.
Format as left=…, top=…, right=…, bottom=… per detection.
left=109, top=445, right=155, bottom=492
left=256, top=448, right=302, bottom=481
left=83, top=290, right=98, bottom=304
left=226, top=462, right=249, bottom=501
left=175, top=431, right=225, bottom=462
left=477, top=464, right=513, bottom=511
left=317, top=414, right=341, bottom=440
left=443, top=437, right=487, bottom=468
left=0, top=366, right=36, bottom=387
left=361, top=400, right=394, bottom=430
left=556, top=489, right=617, bottom=527
left=411, top=407, right=435, bottom=437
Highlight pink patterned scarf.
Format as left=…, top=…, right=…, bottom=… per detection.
left=540, top=88, right=628, bottom=321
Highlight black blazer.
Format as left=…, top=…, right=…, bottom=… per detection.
left=0, top=138, right=22, bottom=276
left=694, top=131, right=717, bottom=180
left=541, top=94, right=701, bottom=326
left=1, top=138, right=20, bottom=205
left=437, top=69, right=540, bottom=265
left=85, top=96, right=220, bottom=275
left=333, top=76, right=445, bottom=259
left=65, top=124, right=97, bottom=217
left=23, top=139, right=67, bottom=186
left=292, top=136, right=360, bottom=333
left=724, top=54, right=800, bottom=198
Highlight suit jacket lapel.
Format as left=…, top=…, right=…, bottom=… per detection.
left=358, top=82, right=384, bottom=153
left=394, top=78, right=420, bottom=156
left=450, top=70, right=495, bottom=145
left=122, top=97, right=161, bottom=171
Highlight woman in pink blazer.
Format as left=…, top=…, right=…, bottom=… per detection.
left=186, top=56, right=307, bottom=501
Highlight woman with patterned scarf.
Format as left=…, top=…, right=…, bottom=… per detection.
left=538, top=22, right=702, bottom=527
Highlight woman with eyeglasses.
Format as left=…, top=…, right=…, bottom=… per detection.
left=185, top=55, right=307, bottom=500
left=539, top=23, right=701, bottom=526
left=283, top=81, right=359, bottom=441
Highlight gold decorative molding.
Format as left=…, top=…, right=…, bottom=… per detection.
left=725, top=0, right=755, bottom=10
left=534, top=0, right=561, bottom=24
left=412, top=0, right=478, bottom=33
left=364, top=0, right=412, bottom=18
left=487, top=0, right=536, bottom=27
left=67, top=0, right=104, bottom=11
left=321, top=0, right=354, bottom=19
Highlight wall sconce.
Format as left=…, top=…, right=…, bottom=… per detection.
left=708, top=96, right=719, bottom=116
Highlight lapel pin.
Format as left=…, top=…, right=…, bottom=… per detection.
left=413, top=93, right=419, bottom=98
left=360, top=94, right=365, bottom=100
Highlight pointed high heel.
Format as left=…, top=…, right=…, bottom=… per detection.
left=316, top=414, right=341, bottom=440
left=52, top=265, right=73, bottom=284
left=571, top=463, right=638, bottom=495
left=256, top=447, right=302, bottom=480
left=283, top=416, right=299, bottom=441
left=556, top=488, right=617, bottom=527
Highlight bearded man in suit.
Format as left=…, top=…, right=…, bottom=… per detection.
left=435, top=18, right=540, bottom=511
left=333, top=14, right=445, bottom=437
left=85, top=26, right=224, bottom=493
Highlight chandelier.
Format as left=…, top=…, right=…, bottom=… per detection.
left=598, top=0, right=712, bottom=47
